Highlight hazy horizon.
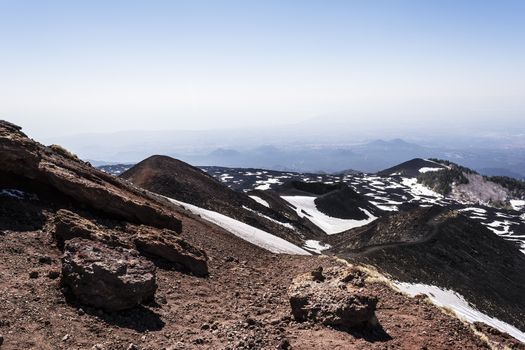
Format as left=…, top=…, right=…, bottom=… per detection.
left=1, top=0, right=524, bottom=140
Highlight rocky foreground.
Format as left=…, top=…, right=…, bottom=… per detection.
left=0, top=120, right=522, bottom=349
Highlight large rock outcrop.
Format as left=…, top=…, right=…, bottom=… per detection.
left=62, top=238, right=157, bottom=311
left=51, top=209, right=209, bottom=276
left=134, top=226, right=209, bottom=277
left=288, top=267, right=377, bottom=329
left=51, top=209, right=130, bottom=249
left=0, top=120, right=181, bottom=232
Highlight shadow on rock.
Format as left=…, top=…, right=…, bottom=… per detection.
left=145, top=253, right=209, bottom=278
left=0, top=197, right=46, bottom=232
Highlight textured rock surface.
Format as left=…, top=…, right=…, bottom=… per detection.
left=134, top=227, right=209, bottom=277
left=288, top=267, right=377, bottom=328
left=0, top=120, right=182, bottom=232
left=62, top=238, right=157, bottom=311
left=51, top=209, right=129, bottom=249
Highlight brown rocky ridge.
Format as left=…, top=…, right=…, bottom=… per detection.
left=0, top=120, right=520, bottom=349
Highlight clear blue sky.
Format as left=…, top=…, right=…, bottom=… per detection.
left=0, top=0, right=524, bottom=137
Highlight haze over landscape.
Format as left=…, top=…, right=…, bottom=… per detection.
left=1, top=0, right=524, bottom=176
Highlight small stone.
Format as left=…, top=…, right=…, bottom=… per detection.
left=38, top=256, right=53, bottom=264
left=269, top=318, right=281, bottom=325
left=311, top=267, right=324, bottom=282
left=47, top=270, right=60, bottom=280
left=224, top=256, right=238, bottom=263
left=201, top=323, right=210, bottom=330
left=62, top=334, right=70, bottom=341
left=127, top=343, right=139, bottom=350
left=276, top=338, right=291, bottom=349
left=29, top=271, right=39, bottom=279
left=78, top=308, right=85, bottom=316
left=196, top=338, right=206, bottom=345
left=0, top=334, right=4, bottom=346
left=157, top=295, right=167, bottom=305
left=91, top=344, right=104, bottom=350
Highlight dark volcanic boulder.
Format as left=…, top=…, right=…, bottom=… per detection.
left=134, top=228, right=209, bottom=277
left=288, top=267, right=377, bottom=329
left=62, top=238, right=157, bottom=311
left=51, top=209, right=128, bottom=249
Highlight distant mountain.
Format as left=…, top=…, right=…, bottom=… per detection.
left=47, top=124, right=525, bottom=175
left=377, top=158, right=447, bottom=178
left=121, top=155, right=325, bottom=244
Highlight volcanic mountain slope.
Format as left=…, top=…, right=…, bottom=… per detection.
left=120, top=155, right=259, bottom=212
left=327, top=206, right=525, bottom=332
left=274, top=180, right=382, bottom=221
left=1, top=120, right=509, bottom=349
left=120, top=155, right=326, bottom=246
left=377, top=158, right=447, bottom=178
left=379, top=158, right=525, bottom=207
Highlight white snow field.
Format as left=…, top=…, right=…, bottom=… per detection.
left=249, top=195, right=270, bottom=208
left=281, top=195, right=377, bottom=234
left=242, top=206, right=295, bottom=230
left=254, top=178, right=282, bottom=190
left=166, top=198, right=310, bottom=255
left=510, top=200, right=525, bottom=211
left=419, top=167, right=444, bottom=173
left=303, top=240, right=331, bottom=254
left=401, top=177, right=444, bottom=203
left=395, top=282, right=525, bottom=343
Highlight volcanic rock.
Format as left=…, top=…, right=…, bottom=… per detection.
left=61, top=238, right=157, bottom=311
left=133, top=227, right=209, bottom=277
left=288, top=267, right=377, bottom=329
left=51, top=209, right=130, bottom=249
left=0, top=120, right=182, bottom=232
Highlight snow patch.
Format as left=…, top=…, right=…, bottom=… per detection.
left=458, top=207, right=487, bottom=214
left=281, top=195, right=377, bottom=235
left=395, top=282, right=525, bottom=343
left=254, top=178, right=281, bottom=190
left=485, top=220, right=513, bottom=235
left=303, top=240, right=331, bottom=254
left=242, top=206, right=295, bottom=230
left=401, top=177, right=443, bottom=203
left=419, top=167, right=444, bottom=173
left=510, top=200, right=525, bottom=211
left=167, top=198, right=310, bottom=255
left=249, top=195, right=270, bottom=208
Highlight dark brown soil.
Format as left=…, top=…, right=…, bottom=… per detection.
left=0, top=197, right=490, bottom=349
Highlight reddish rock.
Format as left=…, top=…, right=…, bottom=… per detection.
left=51, top=209, right=129, bottom=249
left=134, top=227, right=208, bottom=277
left=62, top=238, right=157, bottom=311
left=0, top=120, right=182, bottom=232
left=288, top=267, right=377, bottom=328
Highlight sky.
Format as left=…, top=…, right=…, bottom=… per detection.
left=0, top=0, right=524, bottom=139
